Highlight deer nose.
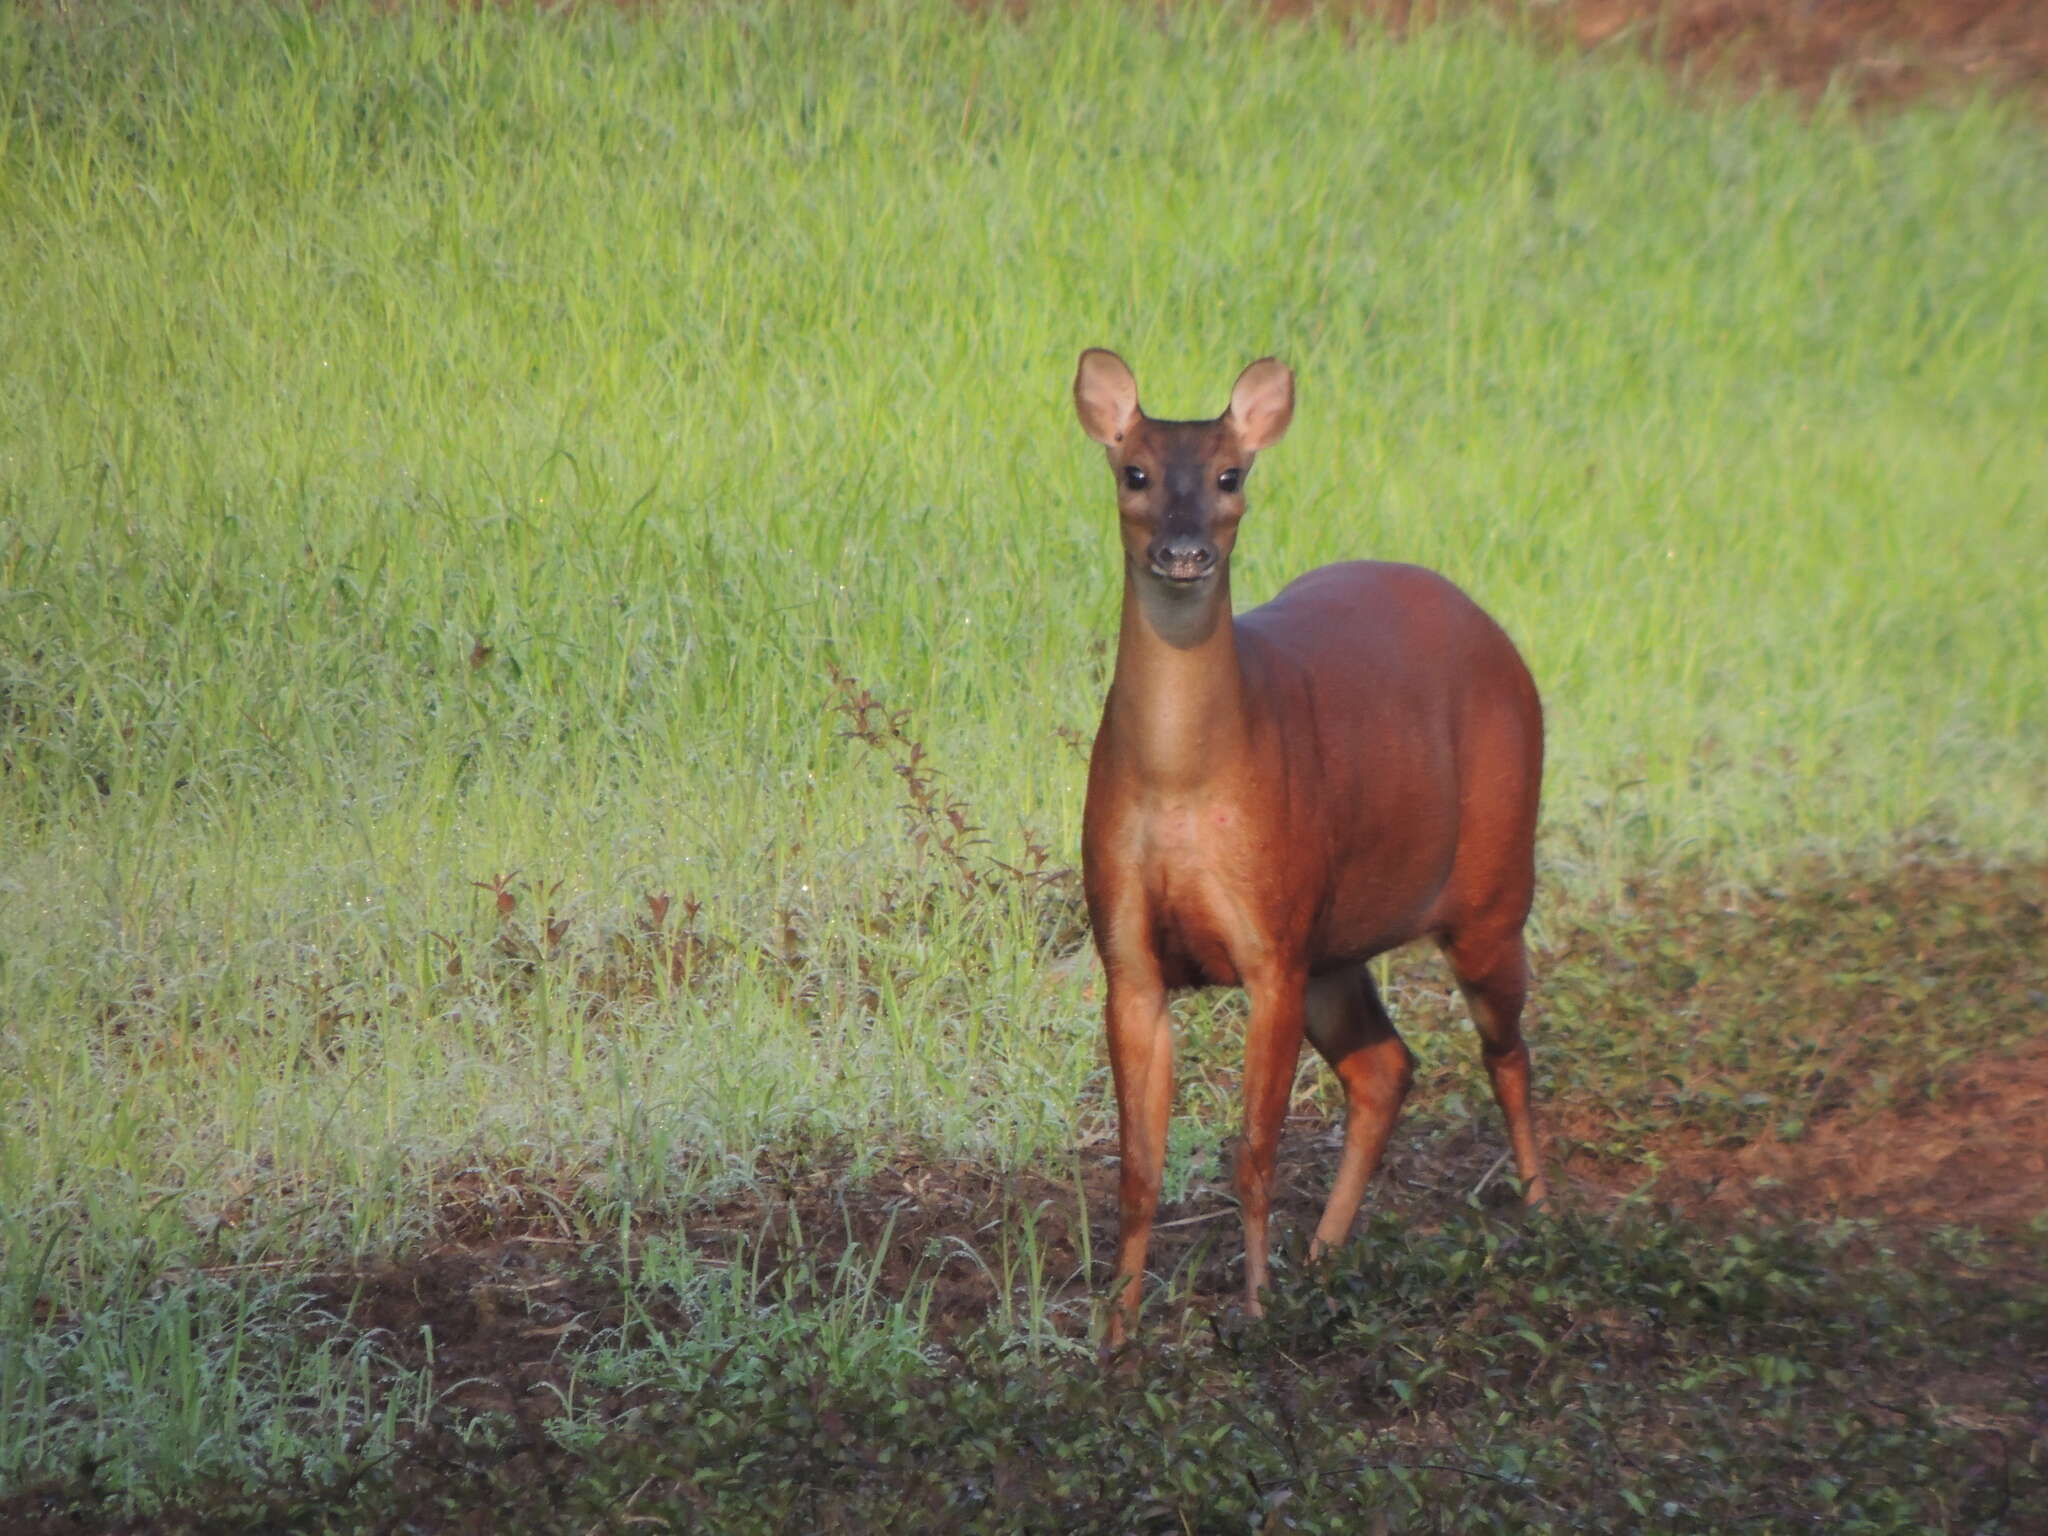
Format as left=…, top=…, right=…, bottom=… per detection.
left=1151, top=536, right=1217, bottom=582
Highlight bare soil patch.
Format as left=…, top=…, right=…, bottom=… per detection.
left=1532, top=0, right=2043, bottom=107
left=1540, top=856, right=2048, bottom=1262
left=1294, top=0, right=2048, bottom=107
left=272, top=1132, right=1511, bottom=1464
left=1596, top=1031, right=2048, bottom=1232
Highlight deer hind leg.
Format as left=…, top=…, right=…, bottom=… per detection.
left=1103, top=971, right=1175, bottom=1351
left=1441, top=928, right=1548, bottom=1206
left=1303, top=965, right=1415, bottom=1259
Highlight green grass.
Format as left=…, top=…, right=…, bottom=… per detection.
left=1, top=0, right=2044, bottom=1519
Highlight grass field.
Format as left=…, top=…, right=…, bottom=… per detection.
left=2, top=1, right=2044, bottom=1527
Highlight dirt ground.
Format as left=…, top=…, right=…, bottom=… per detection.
left=296, top=1018, right=2047, bottom=1453
left=1579, top=0, right=2048, bottom=106
left=1587, top=1032, right=2048, bottom=1235
left=1286, top=0, right=2048, bottom=107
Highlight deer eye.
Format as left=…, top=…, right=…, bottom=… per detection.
left=1217, top=468, right=1244, bottom=494
left=1123, top=465, right=1149, bottom=491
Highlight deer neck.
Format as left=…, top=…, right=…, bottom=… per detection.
left=1105, top=560, right=1251, bottom=795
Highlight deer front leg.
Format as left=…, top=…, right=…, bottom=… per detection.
left=1103, top=968, right=1174, bottom=1352
left=1235, top=969, right=1309, bottom=1315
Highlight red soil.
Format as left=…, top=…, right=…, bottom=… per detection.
left=1286, top=0, right=2048, bottom=107
left=1596, top=1033, right=2048, bottom=1238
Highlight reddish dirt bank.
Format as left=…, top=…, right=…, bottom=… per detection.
left=1605, top=1032, right=2048, bottom=1236
left=1292, top=0, right=2047, bottom=108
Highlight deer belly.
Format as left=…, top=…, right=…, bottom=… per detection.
left=1153, top=909, right=1242, bottom=990
left=1147, top=867, right=1263, bottom=990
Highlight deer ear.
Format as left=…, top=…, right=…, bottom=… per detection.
left=1074, top=349, right=1140, bottom=446
left=1226, top=357, right=1294, bottom=452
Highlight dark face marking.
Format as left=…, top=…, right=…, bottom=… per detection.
left=1109, top=417, right=1252, bottom=587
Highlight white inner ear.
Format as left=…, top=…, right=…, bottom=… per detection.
left=1075, top=351, right=1140, bottom=446
left=1228, top=360, right=1294, bottom=452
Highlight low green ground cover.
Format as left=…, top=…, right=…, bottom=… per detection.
left=12, top=1201, right=2043, bottom=1531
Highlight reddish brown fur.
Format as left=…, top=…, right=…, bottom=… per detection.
left=1073, top=350, right=1546, bottom=1353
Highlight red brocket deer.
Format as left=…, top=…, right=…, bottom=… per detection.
left=1073, top=350, right=1547, bottom=1350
